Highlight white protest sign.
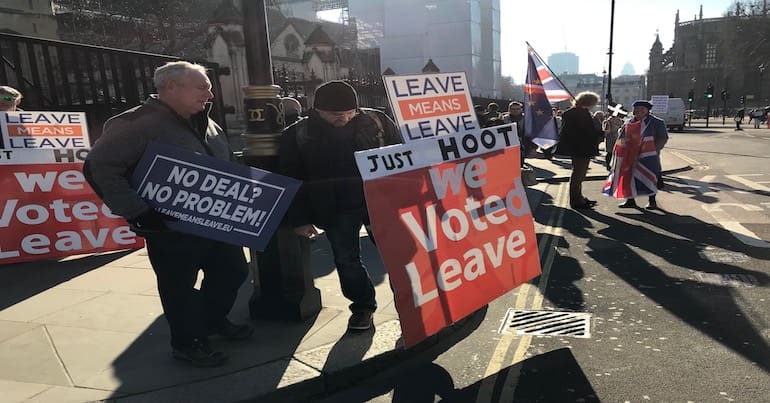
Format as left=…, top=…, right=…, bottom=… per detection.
left=383, top=72, right=480, bottom=143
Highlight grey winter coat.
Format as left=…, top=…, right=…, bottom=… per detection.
left=84, top=96, right=232, bottom=220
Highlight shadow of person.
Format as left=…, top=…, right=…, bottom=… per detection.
left=447, top=347, right=599, bottom=402
left=541, top=238, right=587, bottom=312
left=321, top=327, right=375, bottom=377
left=392, top=363, right=456, bottom=402
left=107, top=273, right=317, bottom=400
left=577, top=209, right=770, bottom=372
left=0, top=249, right=136, bottom=311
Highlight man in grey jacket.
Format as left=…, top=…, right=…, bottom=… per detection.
left=84, top=61, right=251, bottom=367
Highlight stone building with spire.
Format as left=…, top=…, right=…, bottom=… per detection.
left=205, top=0, right=380, bottom=126
left=647, top=6, right=770, bottom=111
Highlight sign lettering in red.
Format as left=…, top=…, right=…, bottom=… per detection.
left=355, top=125, right=541, bottom=347
left=0, top=149, right=143, bottom=264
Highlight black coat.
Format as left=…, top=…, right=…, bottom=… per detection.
left=555, top=107, right=603, bottom=158
left=278, top=109, right=401, bottom=227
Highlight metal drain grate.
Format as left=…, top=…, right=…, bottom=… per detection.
left=499, top=309, right=591, bottom=338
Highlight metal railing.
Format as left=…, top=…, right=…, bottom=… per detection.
left=0, top=32, right=228, bottom=142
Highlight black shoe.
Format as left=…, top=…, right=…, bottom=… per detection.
left=618, top=199, right=637, bottom=208
left=209, top=319, right=254, bottom=340
left=348, top=311, right=373, bottom=331
left=645, top=197, right=658, bottom=210
left=172, top=338, right=227, bottom=367
left=570, top=202, right=595, bottom=210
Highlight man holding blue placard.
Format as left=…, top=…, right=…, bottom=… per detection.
left=84, top=61, right=251, bottom=367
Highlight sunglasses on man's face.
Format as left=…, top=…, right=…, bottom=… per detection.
left=0, top=96, right=18, bottom=102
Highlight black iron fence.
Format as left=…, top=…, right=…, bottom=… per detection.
left=0, top=32, right=227, bottom=142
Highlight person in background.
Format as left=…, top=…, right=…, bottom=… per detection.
left=84, top=62, right=253, bottom=368
left=750, top=108, right=763, bottom=129
left=482, top=102, right=501, bottom=123
left=279, top=80, right=401, bottom=331
left=0, top=86, right=22, bottom=112
left=734, top=108, right=745, bottom=131
left=474, top=104, right=487, bottom=126
left=592, top=111, right=606, bottom=132
left=602, top=108, right=627, bottom=170
left=554, top=91, right=604, bottom=209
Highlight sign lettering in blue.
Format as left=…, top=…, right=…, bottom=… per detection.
left=130, top=142, right=300, bottom=251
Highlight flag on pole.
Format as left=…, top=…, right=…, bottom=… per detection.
left=524, top=44, right=573, bottom=148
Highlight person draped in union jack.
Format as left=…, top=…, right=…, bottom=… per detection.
left=602, top=100, right=668, bottom=209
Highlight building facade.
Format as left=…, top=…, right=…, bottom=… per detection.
left=559, top=73, right=646, bottom=111
left=548, top=52, right=579, bottom=75
left=647, top=10, right=770, bottom=111
left=0, top=0, right=58, bottom=38
left=272, top=0, right=502, bottom=97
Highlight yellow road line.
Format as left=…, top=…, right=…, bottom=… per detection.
left=475, top=182, right=567, bottom=403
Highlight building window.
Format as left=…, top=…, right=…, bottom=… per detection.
left=284, top=35, right=299, bottom=59
left=705, top=43, right=717, bottom=65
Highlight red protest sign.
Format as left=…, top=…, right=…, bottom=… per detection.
left=0, top=149, right=143, bottom=264
left=356, top=125, right=541, bottom=347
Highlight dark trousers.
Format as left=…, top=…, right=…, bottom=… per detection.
left=318, top=211, right=377, bottom=314
left=146, top=233, right=248, bottom=349
left=569, top=157, right=591, bottom=205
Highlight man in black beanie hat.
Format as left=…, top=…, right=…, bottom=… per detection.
left=279, top=80, right=402, bottom=331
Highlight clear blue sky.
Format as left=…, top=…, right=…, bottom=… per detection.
left=500, top=0, right=737, bottom=83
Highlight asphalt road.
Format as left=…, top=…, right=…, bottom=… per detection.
left=316, top=124, right=770, bottom=402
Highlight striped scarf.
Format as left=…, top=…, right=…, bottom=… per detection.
left=602, top=117, right=660, bottom=199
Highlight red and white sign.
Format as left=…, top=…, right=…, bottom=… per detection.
left=0, top=148, right=143, bottom=265
left=1, top=111, right=90, bottom=150
left=355, top=124, right=541, bottom=347
left=384, top=72, right=480, bottom=143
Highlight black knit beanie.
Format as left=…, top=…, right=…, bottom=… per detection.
left=313, top=80, right=358, bottom=111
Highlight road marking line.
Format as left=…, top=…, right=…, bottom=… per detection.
left=670, top=150, right=701, bottom=166
left=701, top=204, right=770, bottom=248
left=499, top=186, right=569, bottom=403
left=475, top=183, right=567, bottom=403
left=725, top=175, right=770, bottom=192
left=719, top=221, right=770, bottom=248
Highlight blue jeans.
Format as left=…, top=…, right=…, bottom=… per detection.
left=318, top=211, right=377, bottom=313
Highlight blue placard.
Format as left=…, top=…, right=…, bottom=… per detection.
left=130, top=142, right=300, bottom=251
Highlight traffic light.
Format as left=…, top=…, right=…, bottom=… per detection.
left=687, top=89, right=694, bottom=103
left=721, top=90, right=728, bottom=101
left=705, top=83, right=714, bottom=99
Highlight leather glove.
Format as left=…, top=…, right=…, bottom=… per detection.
left=129, top=210, right=177, bottom=232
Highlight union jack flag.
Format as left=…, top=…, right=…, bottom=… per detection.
left=524, top=44, right=573, bottom=148
left=527, top=44, right=572, bottom=102
left=602, top=118, right=661, bottom=199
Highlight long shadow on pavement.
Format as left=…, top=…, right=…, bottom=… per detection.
left=0, top=249, right=136, bottom=311
left=575, top=207, right=770, bottom=372
left=106, top=306, right=318, bottom=401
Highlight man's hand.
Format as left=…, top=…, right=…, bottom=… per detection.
left=294, top=224, right=319, bottom=239
left=130, top=210, right=178, bottom=232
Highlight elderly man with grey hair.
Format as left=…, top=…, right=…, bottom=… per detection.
left=84, top=61, right=252, bottom=367
left=0, top=86, right=22, bottom=112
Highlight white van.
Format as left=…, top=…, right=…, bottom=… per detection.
left=654, top=97, right=686, bottom=131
